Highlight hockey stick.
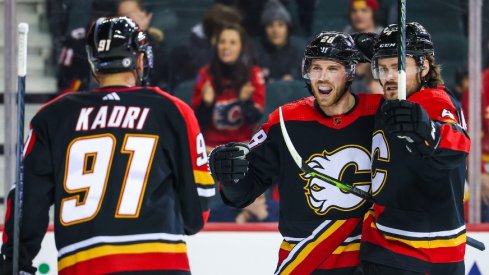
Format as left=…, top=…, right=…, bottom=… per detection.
left=398, top=0, right=407, bottom=100
left=13, top=22, right=29, bottom=275
left=278, top=107, right=485, bottom=251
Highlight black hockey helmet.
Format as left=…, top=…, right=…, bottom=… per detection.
left=86, top=17, right=154, bottom=84
left=351, top=32, right=378, bottom=63
left=302, top=31, right=360, bottom=83
left=372, top=22, right=434, bottom=78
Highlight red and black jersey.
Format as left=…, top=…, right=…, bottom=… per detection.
left=1, top=86, right=215, bottom=275
left=362, top=87, right=470, bottom=274
left=192, top=65, right=266, bottom=148
left=221, top=93, right=382, bottom=274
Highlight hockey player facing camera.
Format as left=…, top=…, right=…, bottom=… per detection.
left=209, top=31, right=382, bottom=274
left=0, top=17, right=214, bottom=274
left=360, top=22, right=470, bottom=275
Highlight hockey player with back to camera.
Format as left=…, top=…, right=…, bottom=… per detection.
left=360, top=22, right=470, bottom=275
left=209, top=31, right=382, bottom=274
left=0, top=17, right=214, bottom=274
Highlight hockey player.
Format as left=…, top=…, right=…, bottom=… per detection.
left=361, top=22, right=470, bottom=274
left=0, top=17, right=214, bottom=274
left=209, top=31, right=382, bottom=274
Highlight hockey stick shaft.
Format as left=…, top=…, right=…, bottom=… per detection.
left=278, top=107, right=485, bottom=251
left=398, top=0, right=407, bottom=100
left=13, top=23, right=29, bottom=275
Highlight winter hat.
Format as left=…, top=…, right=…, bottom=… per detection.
left=261, top=0, right=291, bottom=26
left=350, top=0, right=379, bottom=10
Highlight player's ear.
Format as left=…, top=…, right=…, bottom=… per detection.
left=421, top=58, right=429, bottom=78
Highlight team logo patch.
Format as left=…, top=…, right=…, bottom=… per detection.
left=213, top=100, right=243, bottom=130
left=301, top=146, right=371, bottom=215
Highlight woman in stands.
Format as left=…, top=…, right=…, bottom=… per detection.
left=192, top=24, right=266, bottom=153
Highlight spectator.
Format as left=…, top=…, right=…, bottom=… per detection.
left=452, top=67, right=468, bottom=102
left=117, top=0, right=169, bottom=89
left=344, top=0, right=384, bottom=94
left=192, top=24, right=265, bottom=152
left=210, top=194, right=279, bottom=223
left=344, top=0, right=383, bottom=34
left=482, top=40, right=489, bottom=222
left=169, top=4, right=242, bottom=90
left=253, top=0, right=303, bottom=82
left=47, top=0, right=93, bottom=93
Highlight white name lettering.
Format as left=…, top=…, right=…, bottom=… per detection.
left=76, top=106, right=150, bottom=131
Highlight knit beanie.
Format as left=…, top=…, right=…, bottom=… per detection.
left=350, top=0, right=379, bottom=10
left=261, top=0, right=291, bottom=26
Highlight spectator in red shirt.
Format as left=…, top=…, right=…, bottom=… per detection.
left=192, top=24, right=266, bottom=152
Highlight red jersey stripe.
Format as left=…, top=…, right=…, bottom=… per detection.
left=58, top=252, right=190, bottom=275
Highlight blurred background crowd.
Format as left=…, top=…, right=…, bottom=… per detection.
left=1, top=0, right=489, bottom=223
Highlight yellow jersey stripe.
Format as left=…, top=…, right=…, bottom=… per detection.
left=384, top=233, right=466, bottom=249
left=58, top=242, right=187, bottom=271
left=369, top=222, right=466, bottom=248
left=332, top=243, right=361, bottom=254
left=194, top=170, right=214, bottom=185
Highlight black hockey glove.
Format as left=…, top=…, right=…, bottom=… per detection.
left=382, top=100, right=440, bottom=156
left=351, top=32, right=378, bottom=63
left=209, top=143, right=250, bottom=183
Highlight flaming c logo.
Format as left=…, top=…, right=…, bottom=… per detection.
left=301, top=145, right=371, bottom=215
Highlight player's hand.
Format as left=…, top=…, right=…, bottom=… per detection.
left=382, top=100, right=439, bottom=155
left=208, top=143, right=250, bottom=183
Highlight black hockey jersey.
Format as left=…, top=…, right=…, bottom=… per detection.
left=1, top=86, right=215, bottom=275
left=361, top=87, right=470, bottom=274
left=221, top=94, right=382, bottom=274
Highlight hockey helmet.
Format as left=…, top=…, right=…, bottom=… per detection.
left=302, top=31, right=360, bottom=83
left=372, top=22, right=434, bottom=79
left=86, top=17, right=153, bottom=84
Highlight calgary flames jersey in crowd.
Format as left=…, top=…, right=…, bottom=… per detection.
left=1, top=86, right=215, bottom=275
left=362, top=87, right=470, bottom=274
left=221, top=94, right=382, bottom=274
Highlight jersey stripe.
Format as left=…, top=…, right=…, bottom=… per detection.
left=58, top=242, right=187, bottom=271
left=363, top=211, right=466, bottom=263
left=58, top=232, right=185, bottom=257
left=276, top=219, right=361, bottom=274
left=59, top=252, right=190, bottom=275
left=193, top=171, right=214, bottom=185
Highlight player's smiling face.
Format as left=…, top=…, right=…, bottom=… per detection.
left=377, top=56, right=421, bottom=100
left=309, top=59, right=348, bottom=110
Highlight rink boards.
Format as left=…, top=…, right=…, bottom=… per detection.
left=1, top=223, right=488, bottom=275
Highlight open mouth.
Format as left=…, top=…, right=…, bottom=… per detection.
left=318, top=85, right=333, bottom=95
left=385, top=85, right=397, bottom=92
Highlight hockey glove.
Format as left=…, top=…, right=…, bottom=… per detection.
left=382, top=100, right=440, bottom=156
left=209, top=143, right=250, bottom=183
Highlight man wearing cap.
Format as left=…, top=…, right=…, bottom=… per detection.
left=345, top=0, right=384, bottom=34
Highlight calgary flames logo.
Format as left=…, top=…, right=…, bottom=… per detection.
left=301, top=146, right=371, bottom=215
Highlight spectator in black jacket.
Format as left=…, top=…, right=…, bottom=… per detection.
left=253, top=0, right=303, bottom=82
